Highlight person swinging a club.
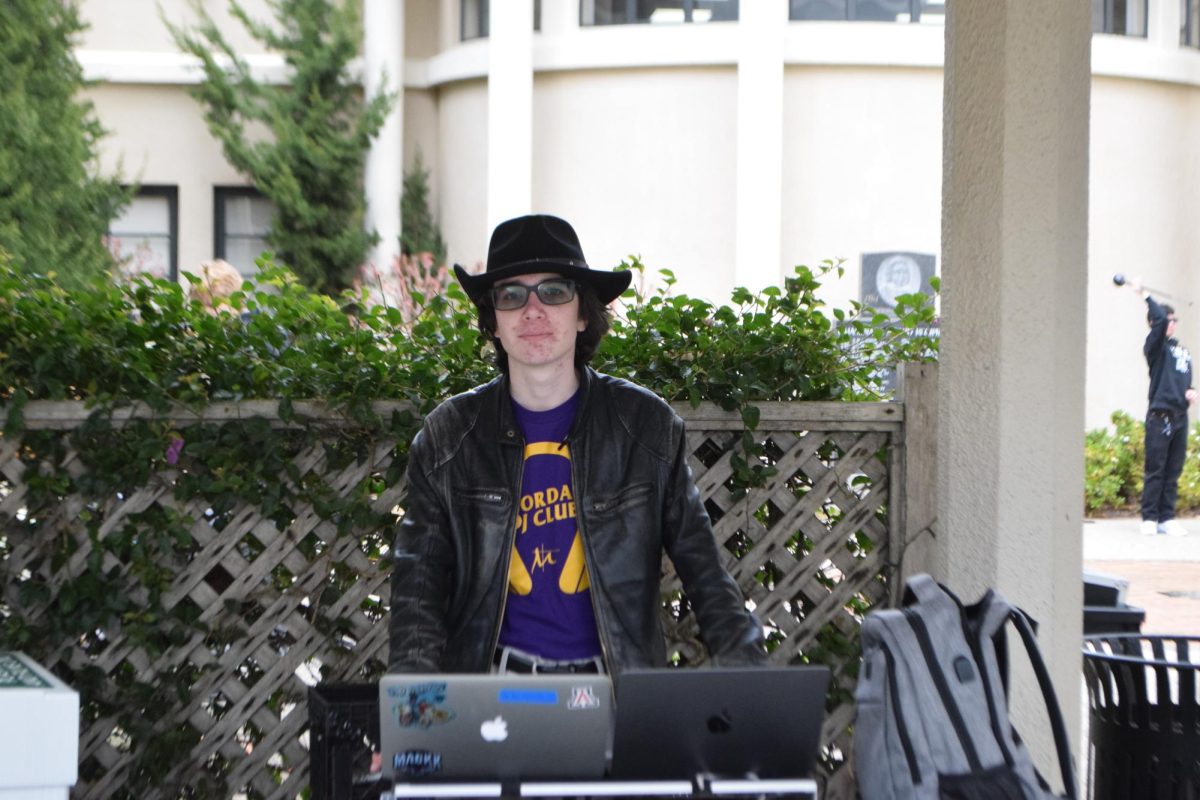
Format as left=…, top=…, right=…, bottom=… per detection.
left=1127, top=277, right=1197, bottom=537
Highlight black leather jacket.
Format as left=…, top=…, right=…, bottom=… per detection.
left=387, top=367, right=767, bottom=674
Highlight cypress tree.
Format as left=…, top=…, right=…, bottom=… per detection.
left=169, top=0, right=394, bottom=294
left=0, top=0, right=129, bottom=289
left=400, top=151, right=446, bottom=265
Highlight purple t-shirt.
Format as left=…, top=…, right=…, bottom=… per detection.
left=498, top=391, right=602, bottom=660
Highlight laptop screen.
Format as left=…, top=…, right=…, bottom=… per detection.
left=609, top=666, right=830, bottom=781
left=378, top=673, right=612, bottom=783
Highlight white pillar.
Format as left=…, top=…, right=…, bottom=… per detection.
left=364, top=0, right=405, bottom=272
left=735, top=0, right=786, bottom=291
left=487, top=0, right=534, bottom=232
left=940, top=0, right=1090, bottom=781
left=1148, top=0, right=1180, bottom=46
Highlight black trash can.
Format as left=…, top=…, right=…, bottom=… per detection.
left=308, top=682, right=383, bottom=800
left=1082, top=635, right=1200, bottom=800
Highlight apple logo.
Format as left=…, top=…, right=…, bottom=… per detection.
left=706, top=709, right=733, bottom=734
left=480, top=715, right=508, bottom=742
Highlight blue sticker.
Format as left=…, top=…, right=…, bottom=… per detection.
left=498, top=688, right=558, bottom=705
left=388, top=682, right=456, bottom=729
left=394, top=749, right=442, bottom=777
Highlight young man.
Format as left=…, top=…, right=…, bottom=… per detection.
left=387, top=214, right=767, bottom=675
left=1130, top=278, right=1196, bottom=536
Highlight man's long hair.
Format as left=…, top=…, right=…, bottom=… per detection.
left=476, top=281, right=611, bottom=376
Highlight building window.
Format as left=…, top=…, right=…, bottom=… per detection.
left=581, top=0, right=739, bottom=25
left=107, top=186, right=178, bottom=280
left=1185, top=0, right=1200, bottom=46
left=1093, top=0, right=1147, bottom=35
left=462, top=0, right=542, bottom=40
left=789, top=0, right=944, bottom=22
left=214, top=187, right=274, bottom=276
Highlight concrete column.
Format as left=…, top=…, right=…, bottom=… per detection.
left=487, top=0, right=534, bottom=232
left=363, top=0, right=405, bottom=272
left=939, top=0, right=1090, bottom=781
left=735, top=0, right=786, bottom=290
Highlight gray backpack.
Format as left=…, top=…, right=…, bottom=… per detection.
left=854, top=574, right=1077, bottom=800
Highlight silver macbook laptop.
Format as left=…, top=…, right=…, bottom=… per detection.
left=379, top=673, right=613, bottom=783
left=609, top=666, right=830, bottom=781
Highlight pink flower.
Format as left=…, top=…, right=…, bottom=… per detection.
left=165, top=437, right=184, bottom=466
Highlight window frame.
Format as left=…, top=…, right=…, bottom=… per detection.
left=213, top=186, right=273, bottom=274
left=1092, top=0, right=1149, bottom=36
left=462, top=0, right=542, bottom=40
left=581, top=0, right=740, bottom=26
left=787, top=0, right=938, bottom=22
left=1186, top=0, right=1200, bottom=47
left=108, top=184, right=179, bottom=281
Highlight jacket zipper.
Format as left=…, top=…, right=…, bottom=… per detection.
left=879, top=640, right=922, bottom=786
left=902, top=607, right=984, bottom=772
left=571, top=439, right=614, bottom=674
left=486, top=451, right=524, bottom=666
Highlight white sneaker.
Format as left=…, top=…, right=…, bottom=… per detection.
left=1140, top=520, right=1158, bottom=536
left=1158, top=520, right=1188, bottom=537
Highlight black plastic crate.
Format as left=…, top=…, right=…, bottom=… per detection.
left=308, top=683, right=383, bottom=800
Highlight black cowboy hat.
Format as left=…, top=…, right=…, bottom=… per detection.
left=453, top=214, right=631, bottom=307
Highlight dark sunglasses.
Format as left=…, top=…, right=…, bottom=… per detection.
left=490, top=279, right=577, bottom=311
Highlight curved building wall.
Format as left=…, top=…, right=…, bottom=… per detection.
left=530, top=67, right=738, bottom=301
left=437, top=79, right=490, bottom=271
left=781, top=65, right=943, bottom=310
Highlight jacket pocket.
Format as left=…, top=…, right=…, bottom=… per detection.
left=455, top=487, right=510, bottom=506
left=588, top=482, right=652, bottom=514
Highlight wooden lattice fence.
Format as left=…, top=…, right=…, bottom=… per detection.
left=0, top=364, right=937, bottom=800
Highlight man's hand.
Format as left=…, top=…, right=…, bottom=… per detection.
left=1129, top=276, right=1148, bottom=297
left=1188, top=388, right=1198, bottom=407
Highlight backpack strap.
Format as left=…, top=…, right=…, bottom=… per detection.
left=902, top=572, right=951, bottom=607
left=1007, top=608, right=1078, bottom=800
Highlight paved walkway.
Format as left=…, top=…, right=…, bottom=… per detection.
left=1083, top=515, right=1200, bottom=636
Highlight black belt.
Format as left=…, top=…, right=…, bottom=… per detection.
left=493, top=648, right=602, bottom=674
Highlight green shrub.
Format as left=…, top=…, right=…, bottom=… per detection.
left=0, top=258, right=938, bottom=411
left=1084, top=410, right=1200, bottom=515
left=1180, top=423, right=1200, bottom=511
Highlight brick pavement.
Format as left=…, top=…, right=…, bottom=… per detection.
left=1082, top=559, right=1200, bottom=636
left=1083, top=516, right=1200, bottom=637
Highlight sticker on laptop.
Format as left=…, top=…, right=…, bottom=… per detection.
left=497, top=688, right=558, bottom=705
left=387, top=682, right=456, bottom=729
left=568, top=685, right=601, bottom=710
left=394, top=749, right=443, bottom=777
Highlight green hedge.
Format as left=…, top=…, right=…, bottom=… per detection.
left=1084, top=410, right=1200, bottom=514
left=0, top=258, right=938, bottom=412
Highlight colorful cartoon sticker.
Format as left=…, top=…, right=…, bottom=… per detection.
left=388, top=682, right=456, bottom=729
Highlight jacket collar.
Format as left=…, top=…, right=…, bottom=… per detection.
left=489, top=367, right=598, bottom=445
